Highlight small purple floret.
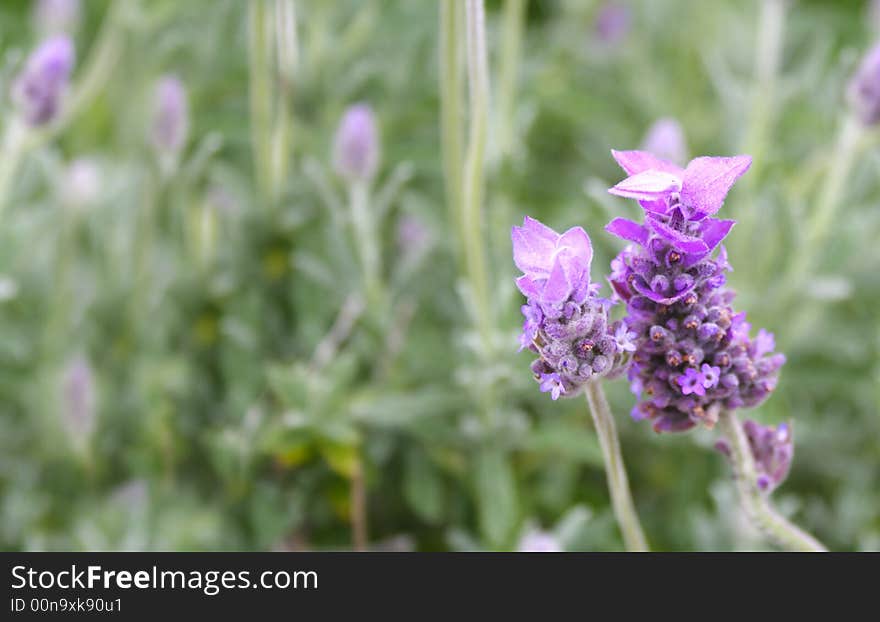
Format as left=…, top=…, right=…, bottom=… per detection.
left=12, top=35, right=75, bottom=126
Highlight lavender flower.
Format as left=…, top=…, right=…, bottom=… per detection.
left=12, top=35, right=75, bottom=126
left=61, top=355, right=95, bottom=442
left=717, top=420, right=793, bottom=493
left=62, top=158, right=101, bottom=208
left=513, top=217, right=631, bottom=400
left=605, top=150, right=785, bottom=432
left=641, top=118, right=687, bottom=167
left=517, top=529, right=562, bottom=552
left=594, top=2, right=631, bottom=46
left=847, top=43, right=880, bottom=126
left=151, top=75, right=189, bottom=154
left=333, top=103, right=379, bottom=182
left=34, top=0, right=81, bottom=34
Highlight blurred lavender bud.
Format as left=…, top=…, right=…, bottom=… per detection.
left=847, top=43, right=880, bottom=126
left=12, top=35, right=75, bottom=126
left=517, top=529, right=562, bottom=552
left=62, top=158, right=101, bottom=208
left=397, top=214, right=431, bottom=260
left=151, top=75, right=189, bottom=154
left=61, top=355, right=96, bottom=444
left=333, top=103, right=379, bottom=182
left=641, top=118, right=688, bottom=167
left=34, top=0, right=81, bottom=34
left=594, top=2, right=631, bottom=46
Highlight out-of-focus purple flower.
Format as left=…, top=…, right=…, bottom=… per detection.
left=34, top=0, right=81, bottom=34
left=641, top=118, right=687, bottom=167
left=513, top=217, right=631, bottom=400
left=606, top=150, right=785, bottom=432
left=847, top=43, right=880, bottom=126
left=717, top=420, right=793, bottom=493
left=397, top=214, right=431, bottom=259
left=517, top=529, right=562, bottom=552
left=594, top=2, right=631, bottom=46
left=12, top=35, right=75, bottom=126
left=61, top=355, right=95, bottom=442
left=63, top=158, right=101, bottom=207
left=333, top=103, right=379, bottom=182
left=151, top=75, right=189, bottom=154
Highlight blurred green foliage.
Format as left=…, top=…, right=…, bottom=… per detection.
left=0, top=0, right=877, bottom=551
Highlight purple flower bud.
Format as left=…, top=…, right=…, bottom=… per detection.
left=35, top=0, right=81, bottom=34
left=61, top=355, right=95, bottom=442
left=151, top=75, right=189, bottom=154
left=739, top=420, right=793, bottom=493
left=397, top=214, right=431, bottom=260
left=518, top=529, right=562, bottom=552
left=594, top=2, right=630, bottom=46
left=641, top=118, right=687, bottom=167
left=848, top=43, right=880, bottom=126
left=333, top=103, right=379, bottom=182
left=12, top=35, right=75, bottom=126
left=63, top=158, right=100, bottom=208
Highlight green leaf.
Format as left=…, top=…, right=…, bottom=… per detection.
left=474, top=449, right=519, bottom=549
left=403, top=448, right=445, bottom=524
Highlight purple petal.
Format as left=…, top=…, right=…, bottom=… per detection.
left=605, top=217, right=649, bottom=246
left=699, top=218, right=736, bottom=251
left=608, top=169, right=681, bottom=201
left=541, top=255, right=572, bottom=305
left=557, top=226, right=593, bottom=271
left=680, top=156, right=751, bottom=219
left=511, top=218, right=558, bottom=277
left=648, top=218, right=708, bottom=254
left=515, top=275, right=541, bottom=299
left=610, top=149, right=684, bottom=176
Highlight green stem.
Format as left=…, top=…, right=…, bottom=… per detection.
left=440, top=0, right=464, bottom=250
left=462, top=0, right=493, bottom=359
left=718, top=410, right=827, bottom=552
left=269, top=0, right=298, bottom=203
left=584, top=383, right=649, bottom=552
left=249, top=0, right=274, bottom=207
left=348, top=180, right=381, bottom=304
left=780, top=114, right=862, bottom=306
left=494, top=0, right=525, bottom=164
left=0, top=119, right=28, bottom=217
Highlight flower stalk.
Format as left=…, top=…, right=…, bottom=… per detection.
left=440, top=0, right=464, bottom=240
left=463, top=0, right=494, bottom=361
left=584, top=383, right=649, bottom=552
left=718, top=410, right=826, bottom=552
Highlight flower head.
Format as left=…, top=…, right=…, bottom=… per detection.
left=606, top=150, right=784, bottom=432
left=61, top=354, right=95, bottom=443
left=594, top=2, right=630, bottom=46
left=514, top=217, right=630, bottom=400
left=333, top=103, right=379, bottom=182
left=641, top=118, right=687, bottom=167
left=517, top=529, right=562, bottom=552
left=12, top=35, right=75, bottom=126
left=848, top=42, right=880, bottom=126
left=151, top=75, right=189, bottom=154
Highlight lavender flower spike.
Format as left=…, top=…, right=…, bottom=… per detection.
left=333, top=103, right=380, bottom=182
left=513, top=216, right=631, bottom=400
left=151, top=75, right=189, bottom=154
left=61, top=355, right=96, bottom=443
left=716, top=420, right=793, bottom=493
left=847, top=42, right=880, bottom=126
left=12, top=35, right=75, bottom=126
left=641, top=118, right=687, bottom=167
left=606, top=150, right=785, bottom=432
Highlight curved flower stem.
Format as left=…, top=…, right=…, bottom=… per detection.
left=718, top=410, right=827, bottom=552
left=584, top=383, right=649, bottom=552
left=494, top=0, right=525, bottom=165
left=249, top=0, right=274, bottom=207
